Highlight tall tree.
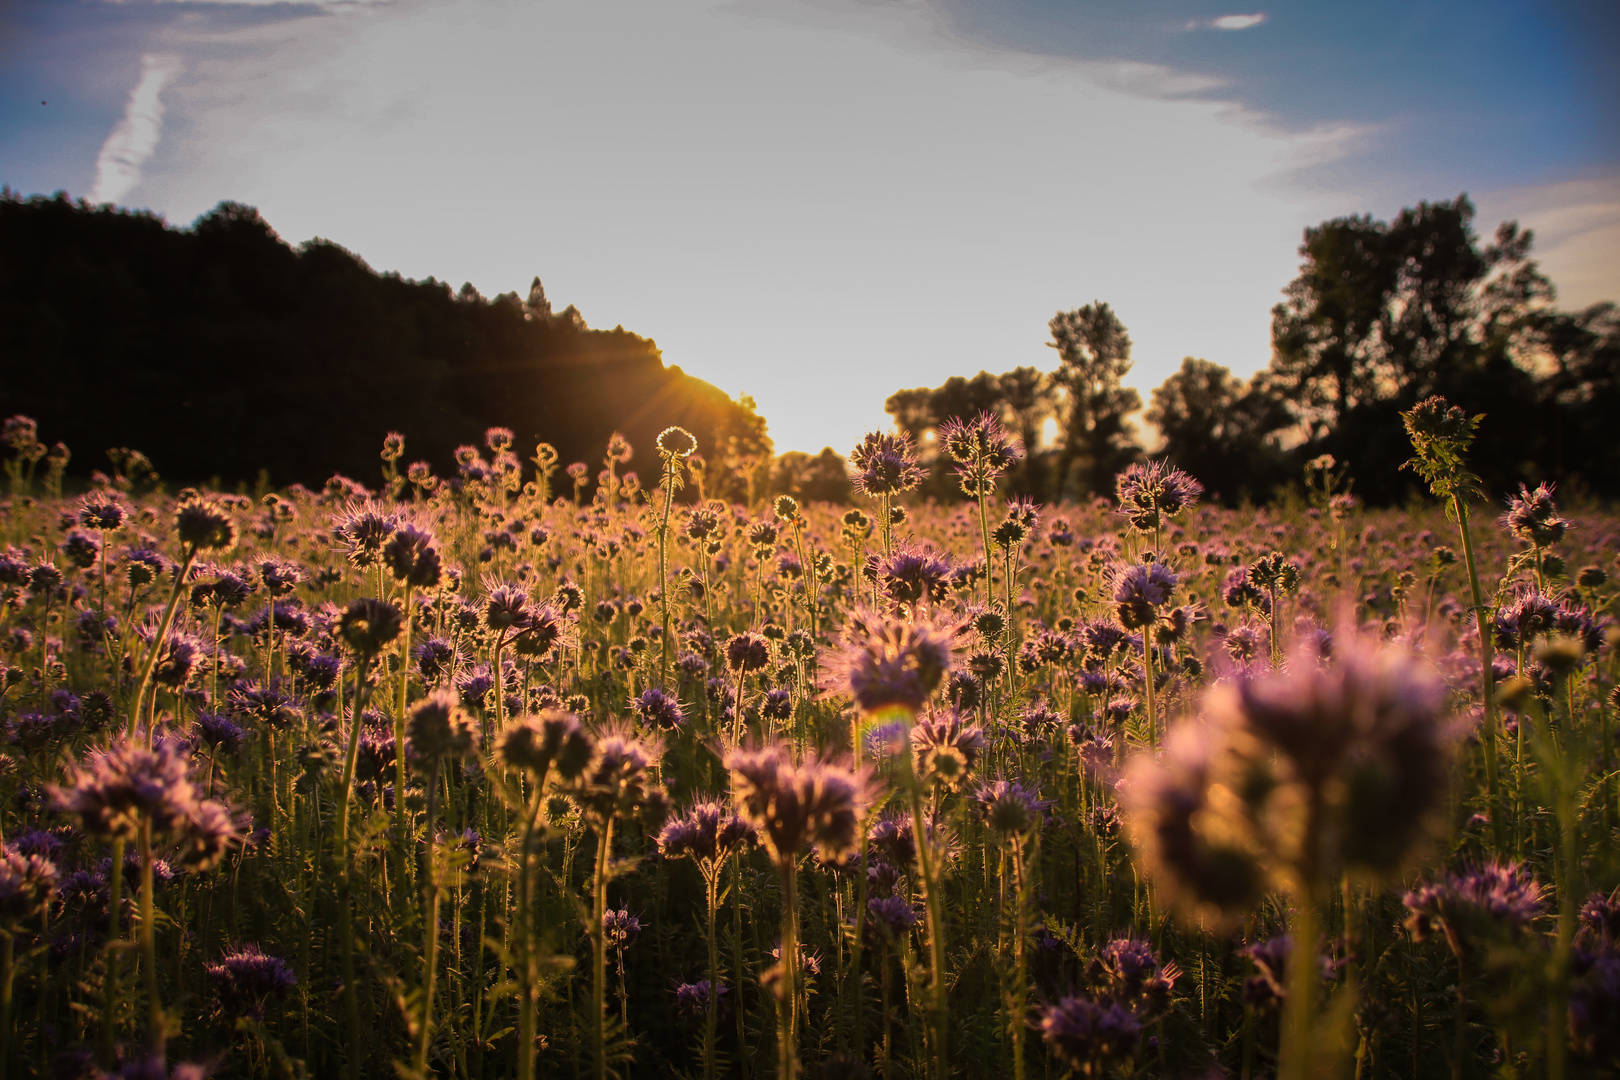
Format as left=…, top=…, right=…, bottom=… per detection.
left=1267, top=194, right=1567, bottom=501
left=1269, top=213, right=1394, bottom=440
left=1146, top=358, right=1290, bottom=503
left=1047, top=302, right=1141, bottom=499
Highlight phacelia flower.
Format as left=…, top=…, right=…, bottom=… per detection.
left=1115, top=460, right=1203, bottom=532
left=727, top=744, right=866, bottom=869
left=205, top=945, right=297, bottom=1020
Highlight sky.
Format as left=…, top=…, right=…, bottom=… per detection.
left=3, top=0, right=1617, bottom=456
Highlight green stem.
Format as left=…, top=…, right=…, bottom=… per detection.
left=337, top=653, right=376, bottom=1080
left=778, top=862, right=800, bottom=1080
left=593, top=818, right=615, bottom=1080
left=140, top=819, right=160, bottom=1054
left=1452, top=495, right=1505, bottom=855
left=415, top=764, right=442, bottom=1078
left=101, top=836, right=125, bottom=1068
left=129, top=546, right=198, bottom=743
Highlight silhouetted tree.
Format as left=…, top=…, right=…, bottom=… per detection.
left=1267, top=195, right=1578, bottom=501
left=0, top=192, right=767, bottom=491
left=769, top=448, right=852, bottom=504
left=1047, top=302, right=1140, bottom=499
left=1145, top=358, right=1290, bottom=504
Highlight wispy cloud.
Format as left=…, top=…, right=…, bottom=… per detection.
left=1185, top=13, right=1267, bottom=31
left=89, top=52, right=182, bottom=205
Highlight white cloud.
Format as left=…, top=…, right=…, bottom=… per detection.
left=89, top=53, right=182, bottom=205
left=1475, top=172, right=1620, bottom=310
left=1205, top=14, right=1267, bottom=31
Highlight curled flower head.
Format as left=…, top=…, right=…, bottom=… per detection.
left=848, top=431, right=924, bottom=497
left=724, top=632, right=771, bottom=674
left=510, top=603, right=569, bottom=661
left=822, top=606, right=958, bottom=716
left=863, top=895, right=919, bottom=947
left=656, top=426, right=698, bottom=459
left=175, top=499, right=237, bottom=552
left=673, top=980, right=728, bottom=1020
left=938, top=411, right=1020, bottom=469
left=497, top=709, right=594, bottom=783
left=911, top=709, right=985, bottom=788
left=1113, top=563, right=1178, bottom=630
left=80, top=494, right=127, bottom=532
left=1492, top=589, right=1560, bottom=651
left=383, top=525, right=442, bottom=590
left=173, top=800, right=241, bottom=873
left=603, top=908, right=642, bottom=948
left=657, top=801, right=754, bottom=867
left=569, top=727, right=661, bottom=825
left=632, top=687, right=686, bottom=730
left=338, top=598, right=403, bottom=656
left=1087, top=938, right=1181, bottom=1023
left=405, top=689, right=479, bottom=771
left=727, top=743, right=866, bottom=869
left=336, top=508, right=396, bottom=568
left=1502, top=482, right=1569, bottom=547
left=1119, top=720, right=1265, bottom=922
left=874, top=544, right=953, bottom=609
left=1125, top=632, right=1454, bottom=917
left=483, top=583, right=533, bottom=632
left=1115, top=460, right=1203, bottom=532
left=0, top=845, right=57, bottom=926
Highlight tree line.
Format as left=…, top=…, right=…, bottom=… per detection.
left=0, top=191, right=772, bottom=496
left=887, top=195, right=1620, bottom=505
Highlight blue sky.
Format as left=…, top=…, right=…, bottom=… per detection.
left=3, top=0, right=1617, bottom=454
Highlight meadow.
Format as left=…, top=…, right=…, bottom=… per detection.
left=0, top=403, right=1614, bottom=1080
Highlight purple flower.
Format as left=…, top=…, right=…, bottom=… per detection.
left=822, top=607, right=959, bottom=715
left=205, top=944, right=297, bottom=1020
left=633, top=687, right=686, bottom=730
left=911, top=710, right=985, bottom=789
left=568, top=728, right=661, bottom=825
left=483, top=583, right=533, bottom=632
left=1404, top=861, right=1546, bottom=956
left=863, top=895, right=919, bottom=947
left=657, top=801, right=754, bottom=867
left=1036, top=994, right=1142, bottom=1076
left=382, top=525, right=442, bottom=590
left=497, top=709, right=594, bottom=782
left=79, top=494, right=127, bottom=532
left=972, top=778, right=1050, bottom=836
left=873, top=544, right=954, bottom=609
left=0, top=844, right=57, bottom=925
left=1501, top=482, right=1570, bottom=547
left=54, top=736, right=199, bottom=842
left=848, top=431, right=924, bottom=497
left=1087, top=938, right=1180, bottom=1023
left=1113, top=563, right=1178, bottom=630
left=405, top=689, right=479, bottom=770
left=727, top=743, right=866, bottom=868
left=673, top=980, right=728, bottom=1020
left=603, top=908, right=642, bottom=948
left=196, top=713, right=248, bottom=754
left=1115, top=460, right=1203, bottom=532
left=724, top=632, right=771, bottom=674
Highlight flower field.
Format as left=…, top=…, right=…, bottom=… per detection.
left=0, top=405, right=1615, bottom=1080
